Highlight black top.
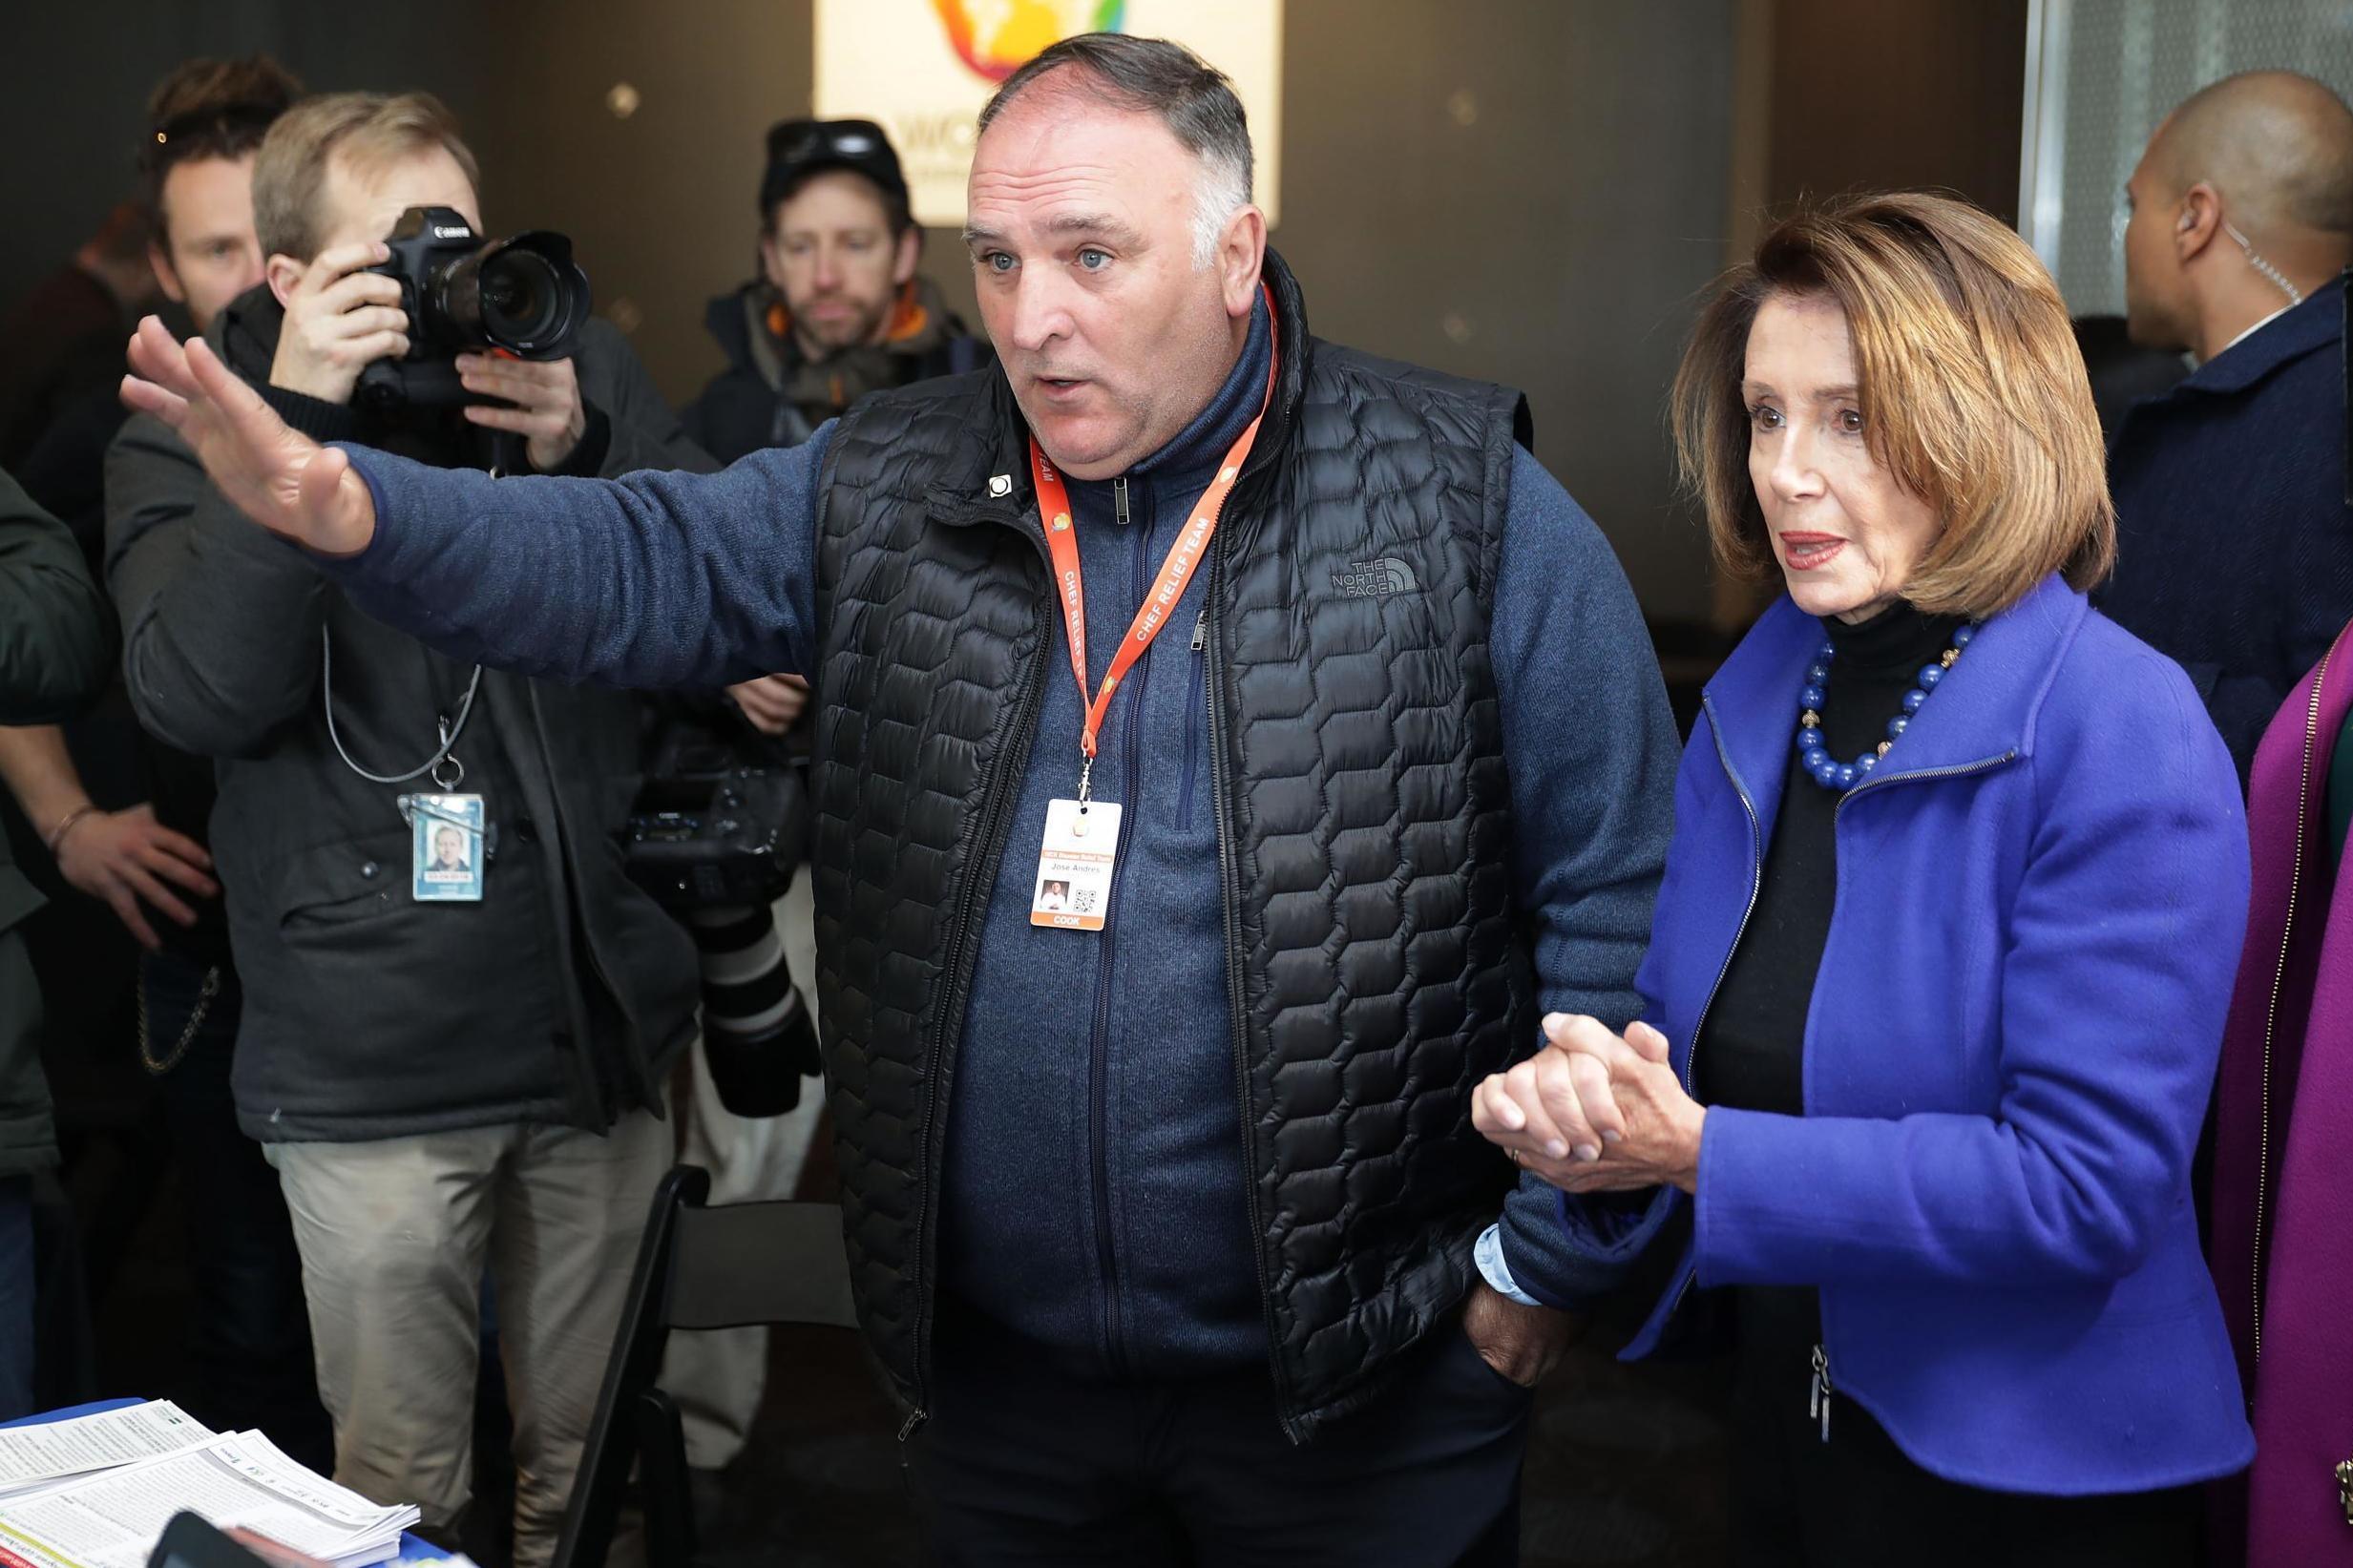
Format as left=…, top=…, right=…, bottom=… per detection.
left=1698, top=599, right=1964, bottom=1115
left=1697, top=599, right=1962, bottom=1372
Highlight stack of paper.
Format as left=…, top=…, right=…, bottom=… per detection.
left=0, top=1405, right=215, bottom=1505
left=0, top=1409, right=417, bottom=1568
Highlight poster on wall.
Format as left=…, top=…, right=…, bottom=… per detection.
left=813, top=0, right=1283, bottom=229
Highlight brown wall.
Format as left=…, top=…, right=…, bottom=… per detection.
left=0, top=0, right=2031, bottom=625
left=1763, top=0, right=2029, bottom=223
left=1707, top=0, right=2029, bottom=630
left=458, top=0, right=1743, bottom=622
left=0, top=0, right=1745, bottom=619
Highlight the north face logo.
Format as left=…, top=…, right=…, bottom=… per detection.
left=1330, top=557, right=1418, bottom=598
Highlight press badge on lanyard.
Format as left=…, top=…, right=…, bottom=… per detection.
left=1026, top=286, right=1278, bottom=933
left=322, top=619, right=491, bottom=907
left=407, top=792, right=486, bottom=903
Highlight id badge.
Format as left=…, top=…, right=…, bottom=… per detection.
left=1030, top=798, right=1119, bottom=930
left=408, top=793, right=485, bottom=903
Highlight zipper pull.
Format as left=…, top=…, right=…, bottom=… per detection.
left=2337, top=1458, right=2353, bottom=1523
left=1809, top=1344, right=1834, bottom=1444
left=1113, top=476, right=1131, bottom=527
left=897, top=1408, right=927, bottom=1484
left=1190, top=608, right=1208, bottom=653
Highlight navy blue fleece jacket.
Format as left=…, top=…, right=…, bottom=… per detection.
left=325, top=304, right=1678, bottom=1372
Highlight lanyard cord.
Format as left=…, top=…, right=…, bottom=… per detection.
left=320, top=624, right=484, bottom=785
left=1032, top=282, right=1280, bottom=798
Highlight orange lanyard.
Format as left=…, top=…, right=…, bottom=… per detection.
left=1029, top=297, right=1277, bottom=799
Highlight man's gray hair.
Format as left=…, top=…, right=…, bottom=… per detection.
left=977, top=33, right=1253, bottom=267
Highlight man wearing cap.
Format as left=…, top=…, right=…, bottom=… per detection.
left=684, top=117, right=988, bottom=465
left=684, top=119, right=991, bottom=742
left=122, top=35, right=1676, bottom=1564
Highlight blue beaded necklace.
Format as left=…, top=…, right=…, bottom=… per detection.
left=1796, top=621, right=1976, bottom=792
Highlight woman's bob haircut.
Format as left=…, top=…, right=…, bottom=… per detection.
left=1671, top=191, right=2114, bottom=618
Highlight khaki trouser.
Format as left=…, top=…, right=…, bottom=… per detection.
left=268, top=1108, right=669, bottom=1568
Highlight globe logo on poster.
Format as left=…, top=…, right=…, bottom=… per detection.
left=931, top=0, right=1130, bottom=81
left=814, top=0, right=1281, bottom=229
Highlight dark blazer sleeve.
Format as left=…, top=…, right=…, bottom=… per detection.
left=103, top=410, right=328, bottom=759
left=0, top=463, right=113, bottom=724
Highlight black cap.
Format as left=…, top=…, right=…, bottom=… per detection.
left=760, top=118, right=910, bottom=218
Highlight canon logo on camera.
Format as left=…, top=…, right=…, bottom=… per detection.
left=431, top=224, right=473, bottom=240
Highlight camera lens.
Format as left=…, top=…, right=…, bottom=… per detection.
left=439, top=231, right=590, bottom=360
left=478, top=251, right=563, bottom=344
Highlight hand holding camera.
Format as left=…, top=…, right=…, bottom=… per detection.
left=266, top=240, right=410, bottom=406
left=354, top=206, right=596, bottom=468
left=120, top=205, right=594, bottom=553
left=455, top=352, right=587, bottom=472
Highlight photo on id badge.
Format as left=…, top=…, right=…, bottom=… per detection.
left=1031, top=799, right=1119, bottom=930
left=411, top=794, right=484, bottom=902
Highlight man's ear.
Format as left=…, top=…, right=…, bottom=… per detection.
left=1218, top=205, right=1267, bottom=322
left=150, top=241, right=187, bottom=306
left=2174, top=182, right=2223, bottom=263
left=892, top=225, right=921, bottom=288
left=264, top=253, right=305, bottom=309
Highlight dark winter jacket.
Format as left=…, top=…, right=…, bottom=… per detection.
left=105, top=284, right=709, bottom=1141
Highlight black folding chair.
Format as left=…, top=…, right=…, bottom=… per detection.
left=551, top=1164, right=858, bottom=1568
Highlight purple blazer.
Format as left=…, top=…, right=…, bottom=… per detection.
left=2210, top=617, right=2353, bottom=1563
left=1571, top=575, right=2254, bottom=1495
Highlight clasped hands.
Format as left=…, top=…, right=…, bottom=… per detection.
left=1471, top=1014, right=1706, bottom=1196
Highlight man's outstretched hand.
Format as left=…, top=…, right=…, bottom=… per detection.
left=121, top=314, right=378, bottom=557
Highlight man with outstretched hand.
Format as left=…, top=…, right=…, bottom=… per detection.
left=124, top=35, right=1677, bottom=1566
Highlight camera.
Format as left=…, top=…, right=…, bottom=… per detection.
left=622, top=761, right=818, bottom=1118
left=622, top=767, right=804, bottom=911
left=354, top=205, right=591, bottom=411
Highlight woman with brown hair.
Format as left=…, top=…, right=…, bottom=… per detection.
left=1474, top=193, right=2254, bottom=1561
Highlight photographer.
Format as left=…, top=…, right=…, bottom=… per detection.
left=105, top=92, right=706, bottom=1568
left=0, top=55, right=329, bottom=1466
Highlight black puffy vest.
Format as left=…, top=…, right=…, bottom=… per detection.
left=809, top=254, right=1533, bottom=1440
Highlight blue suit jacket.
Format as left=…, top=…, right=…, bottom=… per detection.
left=1572, top=575, right=2256, bottom=1495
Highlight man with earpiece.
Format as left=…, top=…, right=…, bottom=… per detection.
left=2101, top=69, right=2353, bottom=784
